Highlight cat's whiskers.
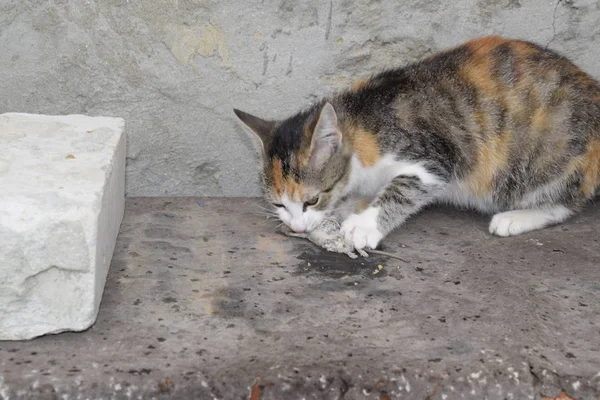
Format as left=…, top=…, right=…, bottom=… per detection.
left=251, top=204, right=282, bottom=218
left=253, top=204, right=276, bottom=212
left=271, top=221, right=286, bottom=232
left=251, top=211, right=280, bottom=220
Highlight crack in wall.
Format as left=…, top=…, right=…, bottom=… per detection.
left=546, top=0, right=564, bottom=48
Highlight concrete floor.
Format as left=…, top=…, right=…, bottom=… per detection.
left=1, top=198, right=599, bottom=400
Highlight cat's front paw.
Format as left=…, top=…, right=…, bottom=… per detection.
left=341, top=208, right=383, bottom=250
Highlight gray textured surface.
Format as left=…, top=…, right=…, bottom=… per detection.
left=1, top=198, right=599, bottom=399
left=1, top=0, right=600, bottom=196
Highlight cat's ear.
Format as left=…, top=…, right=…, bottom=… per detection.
left=309, top=103, right=342, bottom=169
left=233, top=109, right=276, bottom=151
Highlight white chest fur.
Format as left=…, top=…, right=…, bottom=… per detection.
left=345, top=155, right=441, bottom=197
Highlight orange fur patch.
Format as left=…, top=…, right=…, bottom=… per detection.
left=460, top=38, right=501, bottom=95
left=466, top=36, right=510, bottom=55
left=348, top=124, right=380, bottom=167
left=270, top=158, right=304, bottom=200
left=285, top=177, right=303, bottom=201
left=465, top=131, right=512, bottom=195
left=460, top=59, right=497, bottom=95
left=351, top=78, right=369, bottom=92
left=511, top=41, right=537, bottom=58
left=271, top=158, right=285, bottom=196
left=582, top=139, right=600, bottom=196
left=461, top=36, right=537, bottom=100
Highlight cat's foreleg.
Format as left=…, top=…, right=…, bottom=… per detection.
left=341, top=174, right=442, bottom=250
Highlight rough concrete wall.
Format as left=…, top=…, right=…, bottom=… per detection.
left=1, top=0, right=599, bottom=196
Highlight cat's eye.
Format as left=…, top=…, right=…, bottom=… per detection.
left=272, top=203, right=285, bottom=208
left=304, top=197, right=319, bottom=207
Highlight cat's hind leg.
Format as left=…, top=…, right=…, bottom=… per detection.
left=489, top=205, right=573, bottom=237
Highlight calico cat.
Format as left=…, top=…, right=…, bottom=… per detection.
left=234, top=36, right=600, bottom=252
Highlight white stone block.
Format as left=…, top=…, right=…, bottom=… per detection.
left=0, top=113, right=125, bottom=340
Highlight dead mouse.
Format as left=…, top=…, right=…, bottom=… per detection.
left=284, top=218, right=408, bottom=262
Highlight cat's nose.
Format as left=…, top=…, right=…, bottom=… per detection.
left=291, top=221, right=306, bottom=233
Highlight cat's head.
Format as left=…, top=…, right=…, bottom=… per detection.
left=234, top=103, right=352, bottom=233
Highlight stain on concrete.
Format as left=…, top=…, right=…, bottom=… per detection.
left=293, top=242, right=388, bottom=279
left=163, top=22, right=231, bottom=67
left=143, top=227, right=191, bottom=241
left=207, top=287, right=247, bottom=319
left=140, top=240, right=192, bottom=255
left=162, top=296, right=177, bottom=303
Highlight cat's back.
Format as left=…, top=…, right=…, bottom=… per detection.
left=402, top=35, right=600, bottom=117
left=412, top=36, right=596, bottom=85
left=351, top=36, right=600, bottom=210
left=351, top=36, right=600, bottom=139
left=452, top=36, right=599, bottom=109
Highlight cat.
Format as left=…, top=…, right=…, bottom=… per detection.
left=234, top=36, right=600, bottom=252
